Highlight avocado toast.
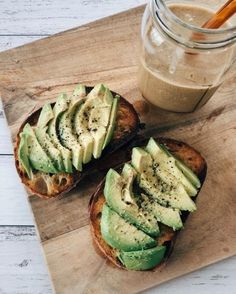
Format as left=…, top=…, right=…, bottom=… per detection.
left=14, top=84, right=139, bottom=198
left=89, top=137, right=207, bottom=271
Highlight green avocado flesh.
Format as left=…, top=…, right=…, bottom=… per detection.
left=57, top=92, right=84, bottom=171
left=131, top=147, right=196, bottom=212
left=34, top=127, right=64, bottom=172
left=74, top=98, right=94, bottom=164
left=118, top=246, right=166, bottom=270
left=89, top=87, right=113, bottom=158
left=160, top=143, right=201, bottom=189
left=102, top=95, right=120, bottom=149
left=146, top=138, right=198, bottom=196
left=18, top=84, right=119, bottom=176
left=101, top=204, right=157, bottom=251
left=101, top=137, right=201, bottom=270
left=48, top=93, right=73, bottom=173
left=18, top=133, right=33, bottom=179
left=74, top=84, right=113, bottom=160
left=22, top=124, right=58, bottom=174
left=37, top=103, right=54, bottom=128
left=141, top=195, right=183, bottom=231
left=104, top=169, right=160, bottom=237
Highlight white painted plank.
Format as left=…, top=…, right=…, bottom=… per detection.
left=0, top=226, right=235, bottom=294
left=0, top=35, right=42, bottom=52
left=0, top=155, right=34, bottom=225
left=0, top=0, right=146, bottom=36
left=0, top=109, right=14, bottom=155
left=0, top=226, right=52, bottom=294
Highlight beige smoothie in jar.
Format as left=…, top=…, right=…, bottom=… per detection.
left=138, top=2, right=234, bottom=112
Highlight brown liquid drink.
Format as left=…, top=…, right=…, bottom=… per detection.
left=139, top=3, right=234, bottom=112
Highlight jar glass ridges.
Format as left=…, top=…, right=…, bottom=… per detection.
left=138, top=0, right=236, bottom=112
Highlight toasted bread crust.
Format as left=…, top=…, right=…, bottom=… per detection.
left=14, top=88, right=140, bottom=199
left=89, top=138, right=207, bottom=270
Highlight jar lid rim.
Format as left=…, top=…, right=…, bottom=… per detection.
left=154, top=0, right=236, bottom=35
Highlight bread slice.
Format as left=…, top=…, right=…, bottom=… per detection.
left=14, top=87, right=140, bottom=199
left=89, top=137, right=207, bottom=270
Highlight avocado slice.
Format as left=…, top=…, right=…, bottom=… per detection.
left=37, top=103, right=54, bottom=128
left=176, top=159, right=201, bottom=189
left=74, top=94, right=95, bottom=164
left=104, top=169, right=160, bottom=237
left=141, top=194, right=183, bottom=230
left=131, top=147, right=196, bottom=212
left=87, top=83, right=106, bottom=99
left=34, top=127, right=64, bottom=171
left=58, top=91, right=84, bottom=171
left=160, top=143, right=201, bottom=189
left=121, top=163, right=137, bottom=205
left=23, top=124, right=58, bottom=174
left=101, top=204, right=157, bottom=252
left=121, top=164, right=183, bottom=230
left=146, top=138, right=198, bottom=196
left=118, top=246, right=166, bottom=270
left=48, top=94, right=72, bottom=173
left=74, top=84, right=113, bottom=162
left=88, top=85, right=113, bottom=158
left=69, top=84, right=86, bottom=115
left=102, top=95, right=120, bottom=149
left=18, top=133, right=33, bottom=179
left=71, top=84, right=86, bottom=101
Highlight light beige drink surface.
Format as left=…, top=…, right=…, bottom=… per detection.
left=139, top=4, right=232, bottom=112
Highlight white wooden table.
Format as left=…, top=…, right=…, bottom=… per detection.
left=0, top=1, right=236, bottom=293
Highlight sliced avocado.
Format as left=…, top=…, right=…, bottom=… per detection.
left=88, top=106, right=109, bottom=159
left=71, top=84, right=86, bottom=100
left=34, top=127, right=64, bottom=171
left=121, top=163, right=137, bottom=205
left=48, top=94, right=72, bottom=173
left=87, top=83, right=106, bottom=99
left=88, top=86, right=113, bottom=158
left=74, top=84, right=113, bottom=162
left=74, top=96, right=94, bottom=164
left=69, top=84, right=86, bottom=113
left=23, top=124, right=58, bottom=174
left=101, top=204, right=157, bottom=252
left=104, top=169, right=159, bottom=237
left=146, top=138, right=198, bottom=196
left=161, top=143, right=201, bottom=189
left=118, top=246, right=166, bottom=271
left=58, top=92, right=84, bottom=171
left=161, top=157, right=198, bottom=197
left=131, top=147, right=196, bottom=212
left=176, top=160, right=201, bottom=188
left=141, top=194, right=183, bottom=230
left=37, top=103, right=54, bottom=128
left=18, top=133, right=33, bottom=179
left=102, top=95, right=120, bottom=149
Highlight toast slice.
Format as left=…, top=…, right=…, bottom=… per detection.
left=89, top=137, right=207, bottom=270
left=14, top=87, right=140, bottom=199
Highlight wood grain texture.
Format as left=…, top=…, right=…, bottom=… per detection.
left=0, top=4, right=236, bottom=294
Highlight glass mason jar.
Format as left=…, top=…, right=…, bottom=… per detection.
left=138, top=0, right=236, bottom=112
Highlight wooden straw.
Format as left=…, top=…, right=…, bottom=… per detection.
left=202, top=0, right=236, bottom=29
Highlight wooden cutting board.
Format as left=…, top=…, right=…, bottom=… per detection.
left=1, top=5, right=236, bottom=294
